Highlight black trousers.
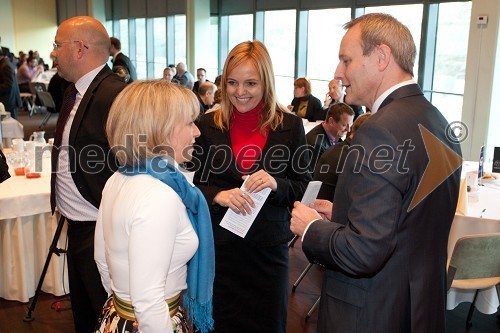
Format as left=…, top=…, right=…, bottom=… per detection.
left=66, top=220, right=107, bottom=333
left=212, top=241, right=289, bottom=333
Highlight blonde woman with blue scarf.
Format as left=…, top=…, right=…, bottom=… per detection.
left=94, top=80, right=214, bottom=333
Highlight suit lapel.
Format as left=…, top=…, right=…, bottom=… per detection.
left=379, top=84, right=423, bottom=110
left=69, top=66, right=113, bottom=146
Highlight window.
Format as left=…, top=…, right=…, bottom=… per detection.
left=174, top=15, right=187, bottom=64
left=153, top=18, right=167, bottom=79
left=306, top=8, right=351, bottom=101
left=228, top=14, right=253, bottom=52
left=135, top=18, right=147, bottom=79
left=364, top=4, right=423, bottom=83
left=206, top=16, right=219, bottom=81
left=430, top=1, right=472, bottom=123
left=262, top=10, right=296, bottom=105
left=119, top=19, right=129, bottom=56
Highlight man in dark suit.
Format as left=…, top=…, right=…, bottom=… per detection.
left=109, top=37, right=137, bottom=82
left=51, top=16, right=127, bottom=333
left=0, top=48, right=22, bottom=119
left=306, top=103, right=354, bottom=169
left=0, top=36, right=14, bottom=62
left=291, top=13, right=462, bottom=333
left=313, top=112, right=370, bottom=200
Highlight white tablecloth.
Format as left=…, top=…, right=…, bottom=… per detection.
left=1, top=117, right=24, bottom=148
left=446, top=168, right=500, bottom=314
left=0, top=153, right=68, bottom=302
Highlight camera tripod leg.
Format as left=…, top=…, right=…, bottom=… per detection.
left=24, top=215, right=67, bottom=322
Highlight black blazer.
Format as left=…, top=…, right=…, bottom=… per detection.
left=192, top=111, right=312, bottom=246
left=0, top=149, right=10, bottom=183
left=63, top=66, right=126, bottom=208
left=290, top=94, right=324, bottom=121
left=303, top=84, right=462, bottom=332
left=313, top=138, right=350, bottom=200
left=113, top=53, right=137, bottom=82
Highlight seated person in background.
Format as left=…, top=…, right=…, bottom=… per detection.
left=17, top=56, right=43, bottom=92
left=206, top=89, right=222, bottom=113
left=176, top=62, right=195, bottom=89
left=324, top=78, right=365, bottom=120
left=163, top=67, right=176, bottom=83
left=95, top=80, right=214, bottom=333
left=314, top=112, right=371, bottom=199
left=214, top=75, right=221, bottom=89
left=197, top=81, right=217, bottom=115
left=306, top=103, right=354, bottom=169
left=288, top=77, right=324, bottom=121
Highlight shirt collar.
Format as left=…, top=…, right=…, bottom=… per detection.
left=371, top=79, right=415, bottom=114
left=75, top=64, right=106, bottom=97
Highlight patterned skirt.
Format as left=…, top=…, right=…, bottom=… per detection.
left=94, top=293, right=189, bottom=333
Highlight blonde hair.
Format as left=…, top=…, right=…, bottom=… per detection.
left=214, top=40, right=285, bottom=132
left=345, top=13, right=416, bottom=76
left=106, top=80, right=200, bottom=166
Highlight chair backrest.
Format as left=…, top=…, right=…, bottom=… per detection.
left=36, top=91, right=56, bottom=112
left=29, top=82, right=47, bottom=94
left=448, top=233, right=500, bottom=282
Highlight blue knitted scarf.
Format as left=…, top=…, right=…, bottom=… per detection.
left=119, top=157, right=214, bottom=332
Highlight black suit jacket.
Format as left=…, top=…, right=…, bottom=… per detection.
left=303, top=84, right=462, bottom=332
left=192, top=111, right=312, bottom=246
left=306, top=123, right=342, bottom=170
left=55, top=66, right=126, bottom=209
left=0, top=149, right=10, bottom=183
left=113, top=53, right=137, bottom=82
left=313, top=138, right=350, bottom=200
left=0, top=57, right=22, bottom=119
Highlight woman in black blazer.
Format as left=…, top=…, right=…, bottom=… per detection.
left=192, top=41, right=312, bottom=333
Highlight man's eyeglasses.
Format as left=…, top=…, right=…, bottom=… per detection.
left=53, top=41, right=89, bottom=50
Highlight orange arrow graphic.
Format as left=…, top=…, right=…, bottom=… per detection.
left=408, top=124, right=463, bottom=212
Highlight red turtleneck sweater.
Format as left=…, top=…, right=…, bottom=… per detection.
left=230, top=101, right=268, bottom=173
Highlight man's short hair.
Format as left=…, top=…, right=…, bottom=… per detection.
left=110, top=37, right=121, bottom=51
left=198, top=82, right=216, bottom=96
left=344, top=13, right=416, bottom=76
left=197, top=68, right=206, bottom=73
left=326, top=103, right=354, bottom=122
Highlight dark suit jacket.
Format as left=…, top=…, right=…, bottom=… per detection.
left=113, top=52, right=137, bottom=82
left=0, top=57, right=22, bottom=119
left=306, top=123, right=341, bottom=170
left=0, top=149, right=10, bottom=183
left=56, top=66, right=126, bottom=209
left=192, top=111, right=312, bottom=247
left=1, top=47, right=13, bottom=62
left=313, top=138, right=350, bottom=200
left=303, top=84, right=462, bottom=332
left=291, top=94, right=324, bottom=121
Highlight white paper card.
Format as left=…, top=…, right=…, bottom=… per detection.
left=219, top=178, right=271, bottom=238
left=301, top=181, right=322, bottom=205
